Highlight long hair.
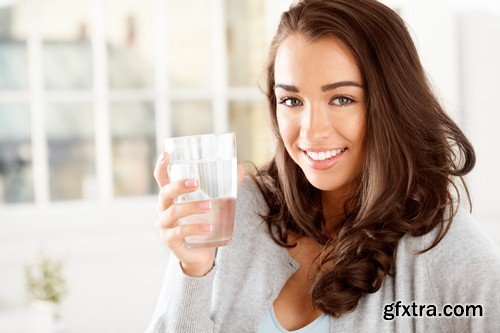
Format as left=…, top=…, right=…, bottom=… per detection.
left=248, top=0, right=475, bottom=316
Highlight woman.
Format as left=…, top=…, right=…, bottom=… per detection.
left=148, top=0, right=500, bottom=332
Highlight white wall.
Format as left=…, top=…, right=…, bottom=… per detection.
left=400, top=2, right=500, bottom=244
left=0, top=198, right=167, bottom=333
left=459, top=10, right=500, bottom=243
left=401, top=0, right=462, bottom=123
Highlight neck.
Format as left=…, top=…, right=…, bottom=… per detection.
left=321, top=190, right=347, bottom=233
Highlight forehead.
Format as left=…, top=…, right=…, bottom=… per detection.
left=274, top=34, right=363, bottom=87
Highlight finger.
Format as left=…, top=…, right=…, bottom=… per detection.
left=237, top=164, right=245, bottom=187
left=161, top=223, right=214, bottom=248
left=157, top=179, right=200, bottom=213
left=156, top=200, right=212, bottom=229
left=153, top=152, right=170, bottom=188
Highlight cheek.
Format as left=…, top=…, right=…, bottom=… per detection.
left=348, top=115, right=366, bottom=167
left=276, top=113, right=284, bottom=135
left=277, top=113, right=293, bottom=145
left=342, top=113, right=365, bottom=148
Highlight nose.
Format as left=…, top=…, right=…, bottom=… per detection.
left=300, top=102, right=332, bottom=143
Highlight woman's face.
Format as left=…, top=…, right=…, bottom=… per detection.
left=274, top=34, right=366, bottom=197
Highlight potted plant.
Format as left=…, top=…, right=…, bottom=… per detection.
left=24, top=253, right=68, bottom=328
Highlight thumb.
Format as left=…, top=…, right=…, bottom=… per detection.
left=236, top=164, right=245, bottom=187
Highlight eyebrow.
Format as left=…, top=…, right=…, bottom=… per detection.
left=274, top=81, right=364, bottom=92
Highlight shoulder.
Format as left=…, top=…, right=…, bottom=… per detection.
left=394, top=207, right=500, bottom=333
left=414, top=206, right=499, bottom=267
left=401, top=205, right=500, bottom=292
left=233, top=175, right=269, bottom=234
left=236, top=175, right=268, bottom=215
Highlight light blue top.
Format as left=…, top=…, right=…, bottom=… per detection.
left=257, top=307, right=330, bottom=333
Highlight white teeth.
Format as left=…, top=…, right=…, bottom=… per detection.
left=305, top=148, right=345, bottom=161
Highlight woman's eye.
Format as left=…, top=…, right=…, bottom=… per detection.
left=331, top=96, right=354, bottom=106
left=279, top=98, right=302, bottom=107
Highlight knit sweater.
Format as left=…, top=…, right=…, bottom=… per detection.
left=146, top=177, right=500, bottom=332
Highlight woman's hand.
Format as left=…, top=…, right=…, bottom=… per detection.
left=153, top=152, right=245, bottom=277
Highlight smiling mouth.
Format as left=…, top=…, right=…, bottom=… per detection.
left=301, top=148, right=347, bottom=161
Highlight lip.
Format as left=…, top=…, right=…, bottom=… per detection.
left=301, top=147, right=346, bottom=153
left=301, top=148, right=347, bottom=170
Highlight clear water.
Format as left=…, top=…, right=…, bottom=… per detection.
left=168, top=158, right=237, bottom=247
left=168, top=158, right=237, bottom=202
left=180, top=197, right=236, bottom=248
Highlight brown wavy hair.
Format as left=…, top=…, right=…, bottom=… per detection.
left=248, top=0, right=475, bottom=317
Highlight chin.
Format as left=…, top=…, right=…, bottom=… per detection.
left=301, top=169, right=343, bottom=192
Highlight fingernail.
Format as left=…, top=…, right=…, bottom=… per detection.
left=198, top=201, right=212, bottom=210
left=201, top=224, right=213, bottom=232
left=184, top=179, right=198, bottom=188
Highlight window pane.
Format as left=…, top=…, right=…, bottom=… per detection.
left=226, top=0, right=266, bottom=87
left=168, top=0, right=212, bottom=89
left=41, top=0, right=92, bottom=90
left=171, top=101, right=213, bottom=137
left=229, top=101, right=273, bottom=166
left=110, top=101, right=156, bottom=197
left=107, top=0, right=154, bottom=89
left=0, top=104, right=34, bottom=203
left=46, top=103, right=96, bottom=201
left=0, top=3, right=28, bottom=90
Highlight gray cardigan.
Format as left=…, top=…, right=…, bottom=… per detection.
left=146, top=177, right=500, bottom=332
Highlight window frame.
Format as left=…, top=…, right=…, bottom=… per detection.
left=0, top=0, right=265, bottom=208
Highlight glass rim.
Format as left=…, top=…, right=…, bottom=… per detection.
left=163, top=131, right=235, bottom=144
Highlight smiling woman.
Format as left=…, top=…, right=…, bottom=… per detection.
left=254, top=0, right=482, bottom=320
left=147, top=1, right=500, bottom=332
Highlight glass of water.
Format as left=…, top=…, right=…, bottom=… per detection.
left=164, top=132, right=237, bottom=248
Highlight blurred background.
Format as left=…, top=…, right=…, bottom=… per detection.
left=0, top=0, right=498, bottom=332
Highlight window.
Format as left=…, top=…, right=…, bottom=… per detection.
left=0, top=0, right=276, bottom=205
left=0, top=2, right=32, bottom=204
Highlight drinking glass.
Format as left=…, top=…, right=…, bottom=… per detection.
left=164, top=132, right=237, bottom=248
